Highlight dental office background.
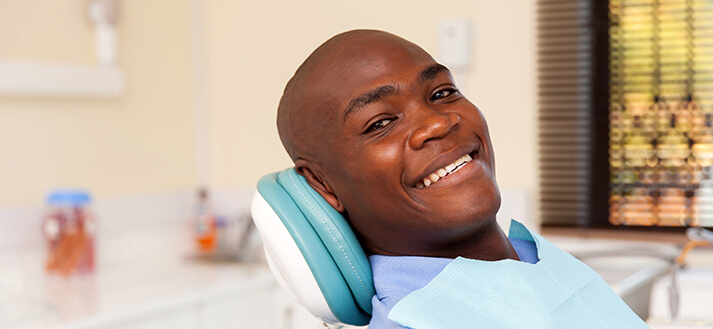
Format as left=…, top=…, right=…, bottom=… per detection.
left=1, top=0, right=711, bottom=328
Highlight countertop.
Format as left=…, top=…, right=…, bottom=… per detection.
left=0, top=226, right=275, bottom=329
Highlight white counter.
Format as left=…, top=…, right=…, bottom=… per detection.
left=0, top=226, right=291, bottom=329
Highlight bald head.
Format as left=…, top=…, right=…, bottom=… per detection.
left=273, top=29, right=505, bottom=258
left=277, top=30, right=432, bottom=163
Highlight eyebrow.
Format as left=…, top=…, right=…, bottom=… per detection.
left=342, top=64, right=451, bottom=123
left=343, top=85, right=399, bottom=123
left=418, top=63, right=450, bottom=84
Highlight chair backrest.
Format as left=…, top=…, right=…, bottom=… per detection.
left=251, top=168, right=375, bottom=326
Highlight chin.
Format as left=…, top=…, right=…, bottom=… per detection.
left=427, top=186, right=501, bottom=231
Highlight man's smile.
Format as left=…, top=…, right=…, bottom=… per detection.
left=415, top=153, right=473, bottom=188
left=409, top=142, right=482, bottom=189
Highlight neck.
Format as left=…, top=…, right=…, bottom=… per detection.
left=440, top=220, right=520, bottom=261
left=369, top=219, right=520, bottom=261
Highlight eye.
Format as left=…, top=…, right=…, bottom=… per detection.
left=365, top=118, right=394, bottom=133
left=431, top=87, right=459, bottom=101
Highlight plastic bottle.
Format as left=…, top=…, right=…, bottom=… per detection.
left=42, top=190, right=96, bottom=276
left=192, top=188, right=217, bottom=252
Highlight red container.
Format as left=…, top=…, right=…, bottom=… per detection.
left=42, top=190, right=96, bottom=276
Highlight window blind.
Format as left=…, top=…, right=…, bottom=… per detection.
left=538, top=0, right=609, bottom=226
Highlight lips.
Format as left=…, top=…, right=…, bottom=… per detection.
left=411, top=141, right=481, bottom=188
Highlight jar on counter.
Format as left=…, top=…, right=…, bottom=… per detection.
left=42, top=190, right=96, bottom=276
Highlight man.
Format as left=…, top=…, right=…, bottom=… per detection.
left=276, top=29, right=647, bottom=328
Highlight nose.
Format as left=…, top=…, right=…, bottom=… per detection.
left=408, top=109, right=461, bottom=150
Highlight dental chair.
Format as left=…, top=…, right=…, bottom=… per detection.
left=250, top=168, right=375, bottom=327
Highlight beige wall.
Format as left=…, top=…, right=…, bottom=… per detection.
left=205, top=1, right=538, bottom=198
left=1, top=1, right=537, bottom=211
left=0, top=0, right=196, bottom=205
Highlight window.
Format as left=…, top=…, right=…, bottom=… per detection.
left=538, top=0, right=713, bottom=229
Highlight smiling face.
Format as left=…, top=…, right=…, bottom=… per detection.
left=278, top=30, right=502, bottom=257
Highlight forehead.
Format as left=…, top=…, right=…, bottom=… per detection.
left=307, top=35, right=437, bottom=112
left=329, top=37, right=434, bottom=88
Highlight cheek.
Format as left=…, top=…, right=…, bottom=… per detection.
left=466, top=108, right=497, bottom=170
left=331, top=136, right=405, bottom=208
left=358, top=137, right=404, bottom=182
left=341, top=139, right=408, bottom=220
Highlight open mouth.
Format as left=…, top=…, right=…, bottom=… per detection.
left=414, top=151, right=477, bottom=188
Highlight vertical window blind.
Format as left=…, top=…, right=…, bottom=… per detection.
left=538, top=0, right=609, bottom=227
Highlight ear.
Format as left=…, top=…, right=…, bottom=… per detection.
left=295, top=159, right=345, bottom=213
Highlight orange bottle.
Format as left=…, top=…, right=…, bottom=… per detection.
left=193, top=188, right=216, bottom=251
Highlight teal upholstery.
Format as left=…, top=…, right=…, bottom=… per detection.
left=256, top=168, right=375, bottom=325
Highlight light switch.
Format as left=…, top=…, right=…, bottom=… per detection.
left=438, top=19, right=471, bottom=70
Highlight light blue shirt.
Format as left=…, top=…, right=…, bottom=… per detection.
left=368, top=237, right=538, bottom=329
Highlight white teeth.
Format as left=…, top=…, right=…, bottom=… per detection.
left=454, top=155, right=467, bottom=166
left=417, top=153, right=474, bottom=188
left=429, top=173, right=440, bottom=182
left=445, top=163, right=456, bottom=172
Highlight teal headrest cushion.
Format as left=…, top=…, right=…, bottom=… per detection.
left=255, top=168, right=375, bottom=325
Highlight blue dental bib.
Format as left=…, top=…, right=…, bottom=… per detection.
left=387, top=221, right=649, bottom=328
